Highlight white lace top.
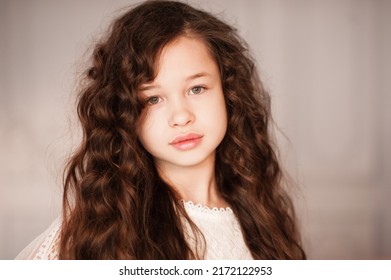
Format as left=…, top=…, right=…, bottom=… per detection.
left=15, top=201, right=253, bottom=260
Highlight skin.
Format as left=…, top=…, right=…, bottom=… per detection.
left=138, top=36, right=228, bottom=208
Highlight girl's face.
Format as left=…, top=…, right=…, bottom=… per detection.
left=138, top=36, right=227, bottom=171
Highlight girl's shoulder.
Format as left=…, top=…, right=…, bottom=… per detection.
left=15, top=216, right=61, bottom=260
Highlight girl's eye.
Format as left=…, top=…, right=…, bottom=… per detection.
left=189, top=86, right=205, bottom=95
left=146, top=96, right=162, bottom=105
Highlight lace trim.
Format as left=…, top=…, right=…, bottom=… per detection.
left=183, top=200, right=233, bottom=214
left=182, top=201, right=253, bottom=259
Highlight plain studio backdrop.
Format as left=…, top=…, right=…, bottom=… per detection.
left=1, top=0, right=390, bottom=259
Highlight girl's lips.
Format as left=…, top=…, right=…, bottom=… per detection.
left=170, top=133, right=203, bottom=151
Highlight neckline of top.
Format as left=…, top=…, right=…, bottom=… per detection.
left=182, top=200, right=233, bottom=214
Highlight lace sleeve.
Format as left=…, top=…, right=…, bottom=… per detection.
left=15, top=217, right=61, bottom=260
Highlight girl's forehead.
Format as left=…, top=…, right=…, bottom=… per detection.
left=152, top=36, right=218, bottom=79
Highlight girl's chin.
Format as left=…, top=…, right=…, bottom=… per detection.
left=156, top=154, right=215, bottom=169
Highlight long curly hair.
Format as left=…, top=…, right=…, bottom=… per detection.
left=59, top=0, right=306, bottom=259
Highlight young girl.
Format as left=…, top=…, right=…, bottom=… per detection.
left=17, top=0, right=306, bottom=259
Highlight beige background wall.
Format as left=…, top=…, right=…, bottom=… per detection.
left=1, top=0, right=390, bottom=259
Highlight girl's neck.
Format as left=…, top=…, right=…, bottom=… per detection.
left=155, top=155, right=228, bottom=208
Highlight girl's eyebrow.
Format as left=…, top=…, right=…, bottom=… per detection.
left=185, top=72, right=211, bottom=81
left=140, top=72, right=211, bottom=91
left=140, top=84, right=160, bottom=91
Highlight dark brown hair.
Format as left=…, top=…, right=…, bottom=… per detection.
left=59, top=0, right=306, bottom=259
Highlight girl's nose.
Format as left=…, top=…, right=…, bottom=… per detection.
left=168, top=98, right=195, bottom=127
